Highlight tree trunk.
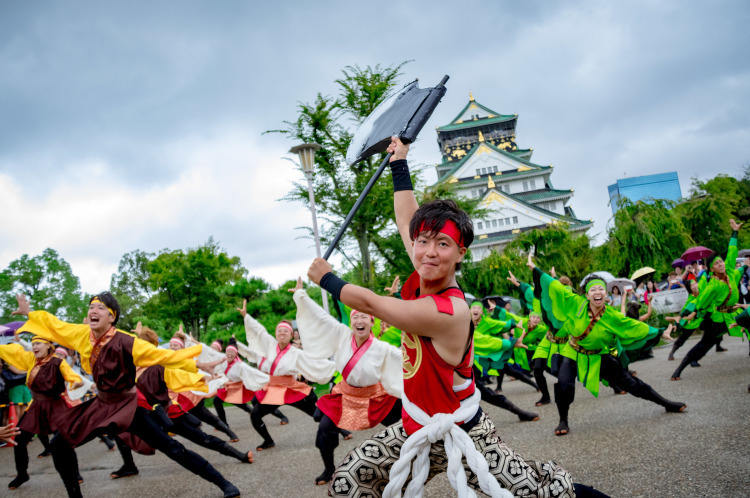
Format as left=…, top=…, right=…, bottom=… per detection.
left=357, top=227, right=372, bottom=288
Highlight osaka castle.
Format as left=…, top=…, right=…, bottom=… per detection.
left=433, top=94, right=592, bottom=260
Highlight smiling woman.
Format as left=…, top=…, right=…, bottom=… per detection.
left=528, top=256, right=685, bottom=437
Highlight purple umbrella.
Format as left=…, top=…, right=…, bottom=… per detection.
left=681, top=246, right=714, bottom=262
left=1, top=321, right=25, bottom=335
left=672, top=258, right=688, bottom=268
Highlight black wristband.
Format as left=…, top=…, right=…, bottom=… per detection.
left=319, top=272, right=349, bottom=302
left=389, top=159, right=413, bottom=192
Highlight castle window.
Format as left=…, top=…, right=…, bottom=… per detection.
left=493, top=166, right=498, bottom=173
left=505, top=218, right=511, bottom=225
left=513, top=216, right=518, bottom=224
left=522, top=181, right=529, bottom=191
left=504, top=184, right=510, bottom=193
left=476, top=169, right=481, bottom=176
left=481, top=167, right=487, bottom=175
left=498, top=219, right=504, bottom=227
left=492, top=220, right=498, bottom=228
left=478, top=222, right=483, bottom=230
left=530, top=180, right=536, bottom=189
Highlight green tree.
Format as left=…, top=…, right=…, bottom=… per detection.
left=109, top=249, right=155, bottom=332
left=269, top=63, right=409, bottom=290
left=0, top=248, right=87, bottom=321
left=595, top=198, right=693, bottom=280
left=147, top=239, right=245, bottom=340
left=677, top=175, right=746, bottom=251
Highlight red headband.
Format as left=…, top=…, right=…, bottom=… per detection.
left=226, top=345, right=238, bottom=353
left=55, top=347, right=68, bottom=358
left=170, top=338, right=185, bottom=348
left=350, top=309, right=375, bottom=322
left=417, top=220, right=464, bottom=248
left=276, top=322, right=294, bottom=333
left=211, top=341, right=222, bottom=350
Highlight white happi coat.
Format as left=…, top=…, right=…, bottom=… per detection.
left=293, top=289, right=402, bottom=397
left=242, top=313, right=335, bottom=384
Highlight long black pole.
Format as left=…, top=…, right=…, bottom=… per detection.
left=323, top=152, right=392, bottom=260
left=322, top=74, right=449, bottom=261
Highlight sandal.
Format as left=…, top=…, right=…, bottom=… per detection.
left=554, top=420, right=569, bottom=436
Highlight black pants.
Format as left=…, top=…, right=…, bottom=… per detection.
left=189, top=399, right=227, bottom=430
left=531, top=357, right=554, bottom=401
left=495, top=363, right=538, bottom=391
left=315, top=400, right=402, bottom=455
left=673, top=317, right=728, bottom=378
left=12, top=429, right=35, bottom=476
left=556, top=355, right=675, bottom=423
left=250, top=391, right=317, bottom=445
left=214, top=398, right=287, bottom=423
left=51, top=407, right=229, bottom=497
left=670, top=325, right=698, bottom=356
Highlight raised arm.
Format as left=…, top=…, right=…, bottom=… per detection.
left=310, top=257, right=467, bottom=340
left=388, top=137, right=419, bottom=261
left=527, top=255, right=584, bottom=333
left=14, top=294, right=90, bottom=353
left=237, top=299, right=277, bottom=357
left=726, top=219, right=742, bottom=264
left=58, top=359, right=83, bottom=386
left=293, top=284, right=350, bottom=359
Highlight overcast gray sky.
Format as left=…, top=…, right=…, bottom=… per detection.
left=1, top=0, right=748, bottom=293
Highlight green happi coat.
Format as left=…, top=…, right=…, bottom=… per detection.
left=532, top=267, right=660, bottom=397
left=677, top=293, right=703, bottom=331
left=695, top=231, right=746, bottom=336
left=473, top=314, right=518, bottom=376
left=513, top=315, right=549, bottom=371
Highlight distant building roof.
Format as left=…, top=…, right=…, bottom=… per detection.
left=608, top=172, right=682, bottom=214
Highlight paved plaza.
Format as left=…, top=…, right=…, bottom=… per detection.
left=1, top=335, right=748, bottom=497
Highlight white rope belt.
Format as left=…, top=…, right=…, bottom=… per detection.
left=382, top=389, right=512, bottom=498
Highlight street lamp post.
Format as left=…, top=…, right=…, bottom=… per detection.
left=289, top=143, right=329, bottom=313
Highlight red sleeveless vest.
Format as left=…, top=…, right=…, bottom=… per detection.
left=400, top=271, right=475, bottom=435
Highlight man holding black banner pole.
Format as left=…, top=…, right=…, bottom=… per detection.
left=309, top=136, right=606, bottom=497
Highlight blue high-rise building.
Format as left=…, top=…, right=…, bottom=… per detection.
left=608, top=172, right=682, bottom=214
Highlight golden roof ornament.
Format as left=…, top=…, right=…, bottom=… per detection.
left=478, top=130, right=485, bottom=142
left=469, top=91, right=474, bottom=101
left=488, top=176, right=495, bottom=189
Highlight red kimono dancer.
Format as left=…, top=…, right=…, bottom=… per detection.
left=15, top=293, right=241, bottom=498
left=0, top=338, right=82, bottom=490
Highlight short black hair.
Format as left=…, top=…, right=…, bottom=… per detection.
left=89, top=292, right=121, bottom=326
left=409, top=199, right=473, bottom=246
left=625, top=302, right=641, bottom=319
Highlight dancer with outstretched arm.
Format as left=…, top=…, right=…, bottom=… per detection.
left=309, top=136, right=606, bottom=498
left=0, top=336, right=84, bottom=490
left=528, top=256, right=684, bottom=437
left=291, top=278, right=403, bottom=486
left=13, top=293, right=241, bottom=498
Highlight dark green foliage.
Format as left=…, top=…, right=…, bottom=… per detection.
left=0, top=248, right=88, bottom=322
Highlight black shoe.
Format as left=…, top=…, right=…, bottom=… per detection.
left=8, top=473, right=29, bottom=490
left=37, top=449, right=52, bottom=458
left=315, top=469, right=334, bottom=485
left=535, top=397, right=551, bottom=406
left=279, top=417, right=289, bottom=426
left=256, top=440, right=275, bottom=452
left=690, top=361, right=701, bottom=368
left=110, top=465, right=139, bottom=479
left=221, top=482, right=241, bottom=498
left=665, top=401, right=687, bottom=413
left=554, top=420, right=569, bottom=436
left=716, top=346, right=727, bottom=352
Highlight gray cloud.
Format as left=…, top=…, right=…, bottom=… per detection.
left=1, top=0, right=748, bottom=290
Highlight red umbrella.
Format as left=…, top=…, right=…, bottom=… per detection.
left=681, top=246, right=714, bottom=262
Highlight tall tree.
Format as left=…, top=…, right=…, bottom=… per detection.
left=595, top=198, right=693, bottom=280
left=0, top=248, right=87, bottom=321
left=676, top=174, right=746, bottom=251
left=147, top=239, right=245, bottom=339
left=269, top=63, right=412, bottom=289
left=109, top=249, right=155, bottom=332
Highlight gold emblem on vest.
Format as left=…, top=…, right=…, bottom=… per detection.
left=401, top=332, right=422, bottom=380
